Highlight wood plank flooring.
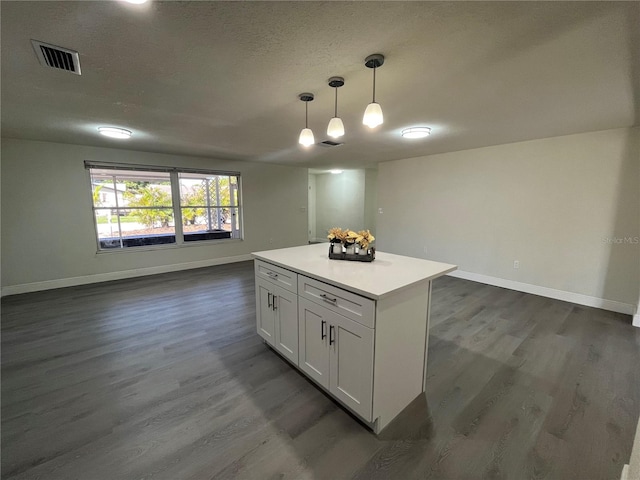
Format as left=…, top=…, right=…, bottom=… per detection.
left=2, top=261, right=639, bottom=480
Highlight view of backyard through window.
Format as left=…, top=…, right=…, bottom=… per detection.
left=89, top=166, right=241, bottom=249
left=178, top=172, right=240, bottom=242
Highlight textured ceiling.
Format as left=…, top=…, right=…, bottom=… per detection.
left=1, top=1, right=638, bottom=168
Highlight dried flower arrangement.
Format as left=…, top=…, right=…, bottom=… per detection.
left=327, top=227, right=376, bottom=261
left=327, top=227, right=348, bottom=243
left=345, top=230, right=359, bottom=245
left=327, top=228, right=375, bottom=249
left=356, top=230, right=375, bottom=250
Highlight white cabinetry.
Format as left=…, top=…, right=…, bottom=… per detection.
left=255, top=266, right=298, bottom=365
left=298, top=297, right=330, bottom=387
left=298, top=297, right=374, bottom=420
left=253, top=246, right=456, bottom=434
left=298, top=275, right=375, bottom=327
left=256, top=278, right=276, bottom=343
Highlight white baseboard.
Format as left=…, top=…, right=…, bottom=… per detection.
left=1, top=254, right=253, bottom=297
left=447, top=270, right=637, bottom=317
left=633, top=314, right=640, bottom=328
left=622, top=417, right=640, bottom=479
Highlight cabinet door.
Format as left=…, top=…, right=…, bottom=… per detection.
left=329, top=314, right=374, bottom=421
left=298, top=298, right=330, bottom=389
left=256, top=278, right=275, bottom=345
left=273, top=285, right=298, bottom=365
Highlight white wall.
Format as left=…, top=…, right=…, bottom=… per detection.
left=377, top=127, right=639, bottom=311
left=312, top=169, right=378, bottom=242
left=315, top=170, right=366, bottom=239
left=364, top=168, right=378, bottom=235
left=1, top=138, right=309, bottom=293
left=308, top=173, right=316, bottom=242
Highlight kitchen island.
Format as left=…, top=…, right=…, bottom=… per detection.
left=252, top=243, right=456, bottom=433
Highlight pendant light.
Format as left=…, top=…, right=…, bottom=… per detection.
left=362, top=54, right=385, bottom=128
left=298, top=93, right=315, bottom=147
left=327, top=77, right=345, bottom=138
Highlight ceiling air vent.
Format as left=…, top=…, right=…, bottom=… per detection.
left=318, top=140, right=344, bottom=147
left=31, top=40, right=81, bottom=75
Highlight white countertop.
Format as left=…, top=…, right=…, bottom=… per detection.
left=252, top=243, right=457, bottom=300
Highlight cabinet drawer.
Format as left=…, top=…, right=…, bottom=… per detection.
left=255, top=260, right=297, bottom=294
left=298, top=276, right=375, bottom=328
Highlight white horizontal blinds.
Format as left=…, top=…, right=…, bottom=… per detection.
left=84, top=161, right=173, bottom=173
left=84, top=161, right=240, bottom=178
left=90, top=171, right=172, bottom=184
left=178, top=167, right=241, bottom=177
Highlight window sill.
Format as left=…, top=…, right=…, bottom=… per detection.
left=95, top=236, right=243, bottom=255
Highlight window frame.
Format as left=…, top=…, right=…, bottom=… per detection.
left=177, top=171, right=242, bottom=243
left=85, top=161, right=243, bottom=252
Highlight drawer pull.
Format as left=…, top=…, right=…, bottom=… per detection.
left=320, top=293, right=337, bottom=304
left=266, top=272, right=279, bottom=279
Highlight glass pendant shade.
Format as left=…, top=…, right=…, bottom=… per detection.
left=327, top=117, right=345, bottom=138
left=298, top=93, right=315, bottom=147
left=299, top=127, right=315, bottom=146
left=363, top=102, right=383, bottom=128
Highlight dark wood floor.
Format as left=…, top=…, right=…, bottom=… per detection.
left=2, top=261, right=639, bottom=480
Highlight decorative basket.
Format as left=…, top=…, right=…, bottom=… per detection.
left=328, top=245, right=375, bottom=262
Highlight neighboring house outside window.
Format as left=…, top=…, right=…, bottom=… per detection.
left=86, top=162, right=242, bottom=250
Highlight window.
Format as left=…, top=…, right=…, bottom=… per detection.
left=178, top=172, right=240, bottom=242
left=86, top=162, right=242, bottom=250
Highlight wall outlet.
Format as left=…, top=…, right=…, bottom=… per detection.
left=513, top=260, right=520, bottom=269
left=269, top=238, right=274, bottom=244
left=378, top=207, right=384, bottom=214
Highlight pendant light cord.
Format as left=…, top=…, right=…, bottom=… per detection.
left=334, top=87, right=338, bottom=117
left=372, top=67, right=377, bottom=103
left=305, top=101, right=309, bottom=128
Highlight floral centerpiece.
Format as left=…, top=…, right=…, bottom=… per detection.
left=327, top=227, right=347, bottom=253
left=327, top=227, right=345, bottom=243
left=356, top=230, right=375, bottom=255
left=327, top=227, right=375, bottom=257
left=344, top=230, right=360, bottom=254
